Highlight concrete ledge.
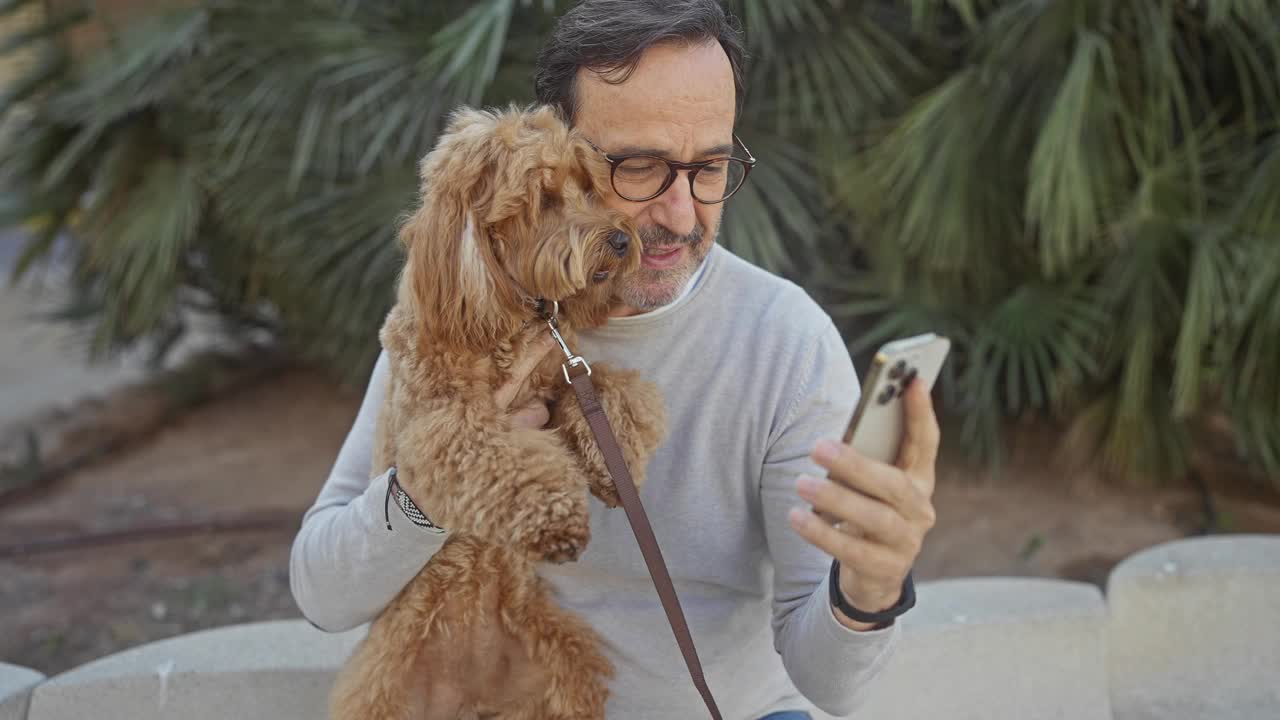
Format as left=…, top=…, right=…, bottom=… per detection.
left=1106, top=535, right=1280, bottom=720
left=27, top=621, right=366, bottom=720
left=848, top=577, right=1112, bottom=720
left=14, top=536, right=1279, bottom=719
left=0, top=663, right=44, bottom=720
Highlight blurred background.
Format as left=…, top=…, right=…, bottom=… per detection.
left=1, top=0, right=1278, bottom=676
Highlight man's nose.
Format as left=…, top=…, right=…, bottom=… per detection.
left=650, top=171, right=697, bottom=238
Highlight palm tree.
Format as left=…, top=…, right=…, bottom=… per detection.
left=2, top=0, right=1278, bottom=487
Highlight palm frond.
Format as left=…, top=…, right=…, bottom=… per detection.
left=825, top=270, right=974, bottom=359
left=45, top=8, right=206, bottom=126
left=1089, top=217, right=1194, bottom=476
left=1171, top=227, right=1236, bottom=417
left=1201, top=0, right=1276, bottom=30
left=0, top=0, right=46, bottom=15
left=745, top=9, right=924, bottom=134
left=79, top=155, right=203, bottom=353
left=214, top=160, right=414, bottom=377
left=945, top=279, right=1107, bottom=464
left=0, top=2, right=88, bottom=56
left=1025, top=30, right=1126, bottom=276
left=0, top=41, right=66, bottom=110
left=1064, top=384, right=1193, bottom=486
left=7, top=210, right=66, bottom=282
left=1220, top=234, right=1280, bottom=474
left=423, top=0, right=516, bottom=106
left=1234, top=134, right=1280, bottom=234
left=731, top=0, right=834, bottom=57
left=195, top=4, right=437, bottom=186
left=969, top=283, right=1107, bottom=413
left=899, top=0, right=1000, bottom=30
left=836, top=68, right=1023, bottom=289
left=721, top=131, right=822, bottom=273
left=6, top=0, right=1280, bottom=488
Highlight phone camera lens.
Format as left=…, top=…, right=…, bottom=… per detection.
left=888, top=360, right=907, bottom=380
left=876, top=385, right=896, bottom=405
left=902, top=367, right=918, bottom=387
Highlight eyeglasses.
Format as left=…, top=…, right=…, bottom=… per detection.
left=584, top=135, right=757, bottom=205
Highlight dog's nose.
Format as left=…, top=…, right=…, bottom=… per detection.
left=608, top=231, right=630, bottom=256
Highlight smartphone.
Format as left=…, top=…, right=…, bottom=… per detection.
left=813, top=333, right=950, bottom=521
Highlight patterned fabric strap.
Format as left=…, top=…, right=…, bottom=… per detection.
left=383, top=466, right=444, bottom=532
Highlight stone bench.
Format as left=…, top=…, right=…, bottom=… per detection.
left=16, top=535, right=1280, bottom=719
left=25, top=579, right=1111, bottom=720
left=27, top=621, right=365, bottom=720
left=1107, top=534, right=1280, bottom=720
left=0, top=663, right=44, bottom=720
left=841, top=577, right=1111, bottom=720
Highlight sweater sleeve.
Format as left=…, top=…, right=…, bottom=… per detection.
left=760, top=319, right=900, bottom=717
left=288, top=349, right=450, bottom=632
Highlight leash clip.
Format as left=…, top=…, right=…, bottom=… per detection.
left=538, top=299, right=592, bottom=384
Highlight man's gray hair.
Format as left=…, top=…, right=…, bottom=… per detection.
left=534, top=0, right=747, bottom=122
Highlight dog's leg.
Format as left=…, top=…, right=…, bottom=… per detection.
left=551, top=364, right=667, bottom=508
left=329, top=603, right=448, bottom=720
left=509, top=584, right=613, bottom=720
left=395, top=395, right=593, bottom=562
left=332, top=539, right=539, bottom=720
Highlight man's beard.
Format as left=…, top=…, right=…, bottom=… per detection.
left=614, top=223, right=713, bottom=312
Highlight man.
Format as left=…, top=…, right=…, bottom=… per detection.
left=290, top=1, right=940, bottom=717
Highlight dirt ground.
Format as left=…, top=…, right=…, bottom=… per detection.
left=2, top=367, right=1278, bottom=676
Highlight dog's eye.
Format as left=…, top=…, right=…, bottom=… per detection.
left=592, top=271, right=609, bottom=283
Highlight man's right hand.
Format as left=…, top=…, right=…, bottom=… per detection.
left=493, top=334, right=558, bottom=430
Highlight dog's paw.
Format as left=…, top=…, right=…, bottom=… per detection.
left=526, top=490, right=591, bottom=563
left=586, top=375, right=666, bottom=500
left=589, top=478, right=622, bottom=509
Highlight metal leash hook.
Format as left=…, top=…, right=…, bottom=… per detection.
left=538, top=299, right=592, bottom=384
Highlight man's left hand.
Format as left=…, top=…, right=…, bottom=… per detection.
left=788, top=378, right=940, bottom=631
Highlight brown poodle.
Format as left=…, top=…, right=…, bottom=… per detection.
left=329, top=106, right=667, bottom=720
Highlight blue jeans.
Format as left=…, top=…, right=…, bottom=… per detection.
left=759, top=713, right=812, bottom=720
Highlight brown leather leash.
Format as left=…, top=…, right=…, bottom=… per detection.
left=542, top=306, right=723, bottom=720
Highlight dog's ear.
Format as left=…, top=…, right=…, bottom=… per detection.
left=398, top=107, right=527, bottom=353
left=479, top=106, right=572, bottom=233
left=568, top=128, right=614, bottom=202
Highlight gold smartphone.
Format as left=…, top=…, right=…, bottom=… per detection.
left=814, top=333, right=950, bottom=522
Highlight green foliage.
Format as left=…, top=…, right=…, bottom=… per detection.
left=2, top=0, right=1278, bottom=486
left=823, top=0, right=1280, bottom=487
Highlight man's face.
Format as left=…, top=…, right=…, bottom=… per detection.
left=573, top=40, right=737, bottom=316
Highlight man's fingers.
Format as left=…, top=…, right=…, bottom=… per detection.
left=787, top=506, right=901, bottom=581
left=813, top=440, right=911, bottom=510
left=897, top=379, right=940, bottom=489
left=796, top=475, right=911, bottom=548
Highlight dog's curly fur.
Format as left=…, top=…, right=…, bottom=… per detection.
left=329, top=106, right=667, bottom=720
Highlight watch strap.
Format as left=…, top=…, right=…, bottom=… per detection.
left=829, top=559, right=916, bottom=625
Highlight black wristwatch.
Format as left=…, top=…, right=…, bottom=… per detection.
left=829, top=559, right=916, bottom=626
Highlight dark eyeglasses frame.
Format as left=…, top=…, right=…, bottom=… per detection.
left=583, top=135, right=757, bottom=205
